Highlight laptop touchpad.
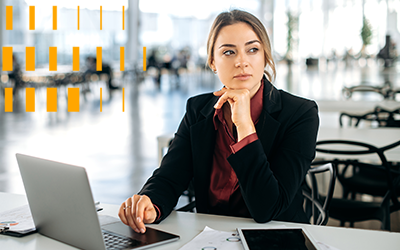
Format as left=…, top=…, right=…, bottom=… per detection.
left=102, top=221, right=178, bottom=244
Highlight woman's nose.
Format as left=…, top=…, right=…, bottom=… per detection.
left=235, top=53, right=249, bottom=68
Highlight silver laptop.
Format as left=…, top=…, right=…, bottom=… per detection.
left=16, top=153, right=179, bottom=250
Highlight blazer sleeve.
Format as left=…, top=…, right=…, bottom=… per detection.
left=137, top=99, right=195, bottom=222
left=227, top=101, right=319, bottom=223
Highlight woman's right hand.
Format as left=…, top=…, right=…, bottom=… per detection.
left=118, top=194, right=157, bottom=234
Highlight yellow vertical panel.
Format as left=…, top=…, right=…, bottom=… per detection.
left=6, top=6, right=13, bottom=30
left=100, top=88, right=102, bottom=112
left=68, top=88, right=79, bottom=112
left=26, top=47, right=35, bottom=71
left=77, top=6, right=80, bottom=30
left=49, top=47, right=57, bottom=71
left=73, top=47, right=79, bottom=71
left=29, top=6, right=35, bottom=30
left=122, top=6, right=125, bottom=30
left=100, top=6, right=102, bottom=30
left=47, top=88, right=57, bottom=112
left=26, top=88, right=35, bottom=112
left=2, top=47, right=13, bottom=71
left=5, top=88, right=13, bottom=112
left=53, top=6, right=57, bottom=30
left=143, top=47, right=147, bottom=71
left=96, top=47, right=102, bottom=71
left=120, top=47, right=125, bottom=71
left=122, top=88, right=125, bottom=112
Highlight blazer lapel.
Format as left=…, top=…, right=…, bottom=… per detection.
left=256, top=80, right=282, bottom=155
left=190, top=96, right=217, bottom=212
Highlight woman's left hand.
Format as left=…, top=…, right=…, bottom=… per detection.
left=213, top=87, right=256, bottom=141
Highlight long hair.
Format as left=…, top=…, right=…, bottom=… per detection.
left=206, top=9, right=276, bottom=82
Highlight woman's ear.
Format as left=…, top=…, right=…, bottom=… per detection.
left=210, top=60, right=216, bottom=72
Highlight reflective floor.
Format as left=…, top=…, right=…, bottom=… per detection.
left=1, top=59, right=399, bottom=231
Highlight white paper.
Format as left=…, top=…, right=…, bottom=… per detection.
left=316, top=241, right=342, bottom=250
left=179, top=226, right=243, bottom=250
left=0, top=204, right=36, bottom=233
left=178, top=225, right=341, bottom=250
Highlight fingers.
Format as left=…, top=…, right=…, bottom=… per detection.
left=135, top=196, right=157, bottom=233
left=125, top=195, right=141, bottom=233
left=117, top=195, right=156, bottom=234
left=213, top=91, right=230, bottom=109
left=143, top=208, right=157, bottom=223
left=118, top=202, right=128, bottom=225
left=213, top=88, right=250, bottom=110
left=213, top=86, right=227, bottom=96
left=213, top=88, right=225, bottom=109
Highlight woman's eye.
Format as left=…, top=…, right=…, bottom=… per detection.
left=249, top=48, right=259, bottom=53
left=223, top=50, right=234, bottom=56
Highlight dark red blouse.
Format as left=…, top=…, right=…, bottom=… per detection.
left=209, top=82, right=264, bottom=217
left=154, top=81, right=264, bottom=221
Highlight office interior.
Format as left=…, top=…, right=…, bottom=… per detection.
left=0, top=0, right=399, bottom=232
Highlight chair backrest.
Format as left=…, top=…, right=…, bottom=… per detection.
left=340, top=106, right=400, bottom=128
left=316, top=139, right=400, bottom=209
left=303, top=162, right=337, bottom=225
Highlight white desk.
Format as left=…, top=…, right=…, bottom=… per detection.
left=316, top=100, right=400, bottom=113
left=317, top=127, right=400, bottom=162
left=1, top=192, right=400, bottom=250
left=157, top=134, right=174, bottom=165
left=158, top=127, right=400, bottom=164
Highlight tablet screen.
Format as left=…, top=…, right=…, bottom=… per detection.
left=238, top=228, right=317, bottom=250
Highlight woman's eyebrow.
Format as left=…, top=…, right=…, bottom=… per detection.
left=245, top=40, right=261, bottom=46
left=218, top=40, right=261, bottom=49
left=218, top=44, right=235, bottom=49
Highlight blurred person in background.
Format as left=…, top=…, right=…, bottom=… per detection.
left=84, top=56, right=120, bottom=90
left=8, top=54, right=24, bottom=96
left=147, top=49, right=162, bottom=87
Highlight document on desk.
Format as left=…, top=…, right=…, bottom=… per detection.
left=0, top=204, right=36, bottom=236
left=179, top=226, right=243, bottom=250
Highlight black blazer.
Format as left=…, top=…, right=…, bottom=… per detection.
left=139, top=78, right=319, bottom=224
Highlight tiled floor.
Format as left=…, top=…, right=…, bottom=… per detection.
left=1, top=59, right=399, bottom=231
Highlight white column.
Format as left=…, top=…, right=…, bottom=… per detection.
left=0, top=1, right=4, bottom=61
left=127, top=0, right=140, bottom=66
left=386, top=0, right=400, bottom=43
left=321, top=0, right=330, bottom=58
left=259, top=0, right=275, bottom=51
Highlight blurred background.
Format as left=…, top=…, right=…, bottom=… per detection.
left=0, top=0, right=399, bottom=231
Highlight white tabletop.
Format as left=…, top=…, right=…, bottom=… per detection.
left=158, top=127, right=400, bottom=164
left=317, top=127, right=400, bottom=162
left=1, top=192, right=400, bottom=250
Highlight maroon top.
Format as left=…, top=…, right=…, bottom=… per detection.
left=153, top=81, right=264, bottom=221
left=209, top=81, right=264, bottom=217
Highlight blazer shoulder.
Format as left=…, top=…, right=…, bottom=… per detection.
left=186, top=92, right=217, bottom=116
left=187, top=92, right=215, bottom=106
left=279, top=90, right=318, bottom=112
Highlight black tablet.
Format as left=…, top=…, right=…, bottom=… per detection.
left=237, top=227, right=320, bottom=250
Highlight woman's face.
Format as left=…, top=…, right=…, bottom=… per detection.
left=211, top=22, right=265, bottom=97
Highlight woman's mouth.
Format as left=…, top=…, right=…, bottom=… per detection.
left=234, top=74, right=251, bottom=81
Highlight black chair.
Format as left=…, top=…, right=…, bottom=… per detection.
left=303, top=161, right=337, bottom=225
left=342, top=80, right=397, bottom=100
left=316, top=139, right=400, bottom=230
left=175, top=199, right=196, bottom=212
left=339, top=106, right=400, bottom=128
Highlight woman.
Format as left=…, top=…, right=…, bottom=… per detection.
left=119, top=9, right=319, bottom=234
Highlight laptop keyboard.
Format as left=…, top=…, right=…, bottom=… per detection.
left=102, top=230, right=142, bottom=250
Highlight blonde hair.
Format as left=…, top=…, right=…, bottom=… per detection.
left=206, top=9, right=276, bottom=82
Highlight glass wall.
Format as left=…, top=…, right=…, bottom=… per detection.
left=273, top=0, right=400, bottom=63
left=3, top=0, right=128, bottom=69
left=2, top=0, right=400, bottom=70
